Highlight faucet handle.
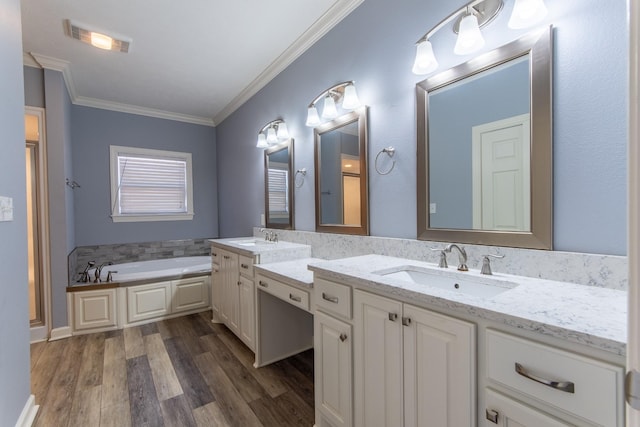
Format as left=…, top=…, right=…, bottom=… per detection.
left=429, top=248, right=448, bottom=268
left=106, top=271, right=118, bottom=282
left=481, top=254, right=505, bottom=275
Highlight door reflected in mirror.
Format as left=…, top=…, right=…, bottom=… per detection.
left=264, top=139, right=294, bottom=229
left=315, top=107, right=369, bottom=235
left=417, top=27, right=552, bottom=249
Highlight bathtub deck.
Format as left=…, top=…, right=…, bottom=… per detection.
left=30, top=311, right=314, bottom=427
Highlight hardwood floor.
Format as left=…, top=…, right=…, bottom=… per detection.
left=30, top=312, right=315, bottom=427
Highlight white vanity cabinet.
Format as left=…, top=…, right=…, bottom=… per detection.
left=353, top=289, right=475, bottom=427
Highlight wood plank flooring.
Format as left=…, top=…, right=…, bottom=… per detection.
left=30, top=312, right=314, bottom=427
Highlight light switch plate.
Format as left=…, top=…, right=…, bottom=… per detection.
left=429, top=203, right=436, bottom=214
left=260, top=213, right=266, bottom=226
left=0, top=196, right=14, bottom=222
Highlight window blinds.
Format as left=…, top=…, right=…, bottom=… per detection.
left=268, top=168, right=289, bottom=213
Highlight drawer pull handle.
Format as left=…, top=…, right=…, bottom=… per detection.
left=339, top=333, right=348, bottom=342
left=485, top=409, right=499, bottom=424
left=223, top=255, right=230, bottom=260
left=241, top=263, right=249, bottom=269
left=515, top=363, right=575, bottom=394
left=322, top=293, right=339, bottom=304
left=388, top=313, right=398, bottom=321
left=212, top=253, right=218, bottom=257
left=259, top=280, right=268, bottom=288
left=289, top=293, right=302, bottom=303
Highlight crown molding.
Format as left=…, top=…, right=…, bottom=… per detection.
left=23, top=52, right=40, bottom=68
left=74, top=96, right=215, bottom=127
left=213, top=0, right=365, bottom=125
left=28, top=52, right=214, bottom=127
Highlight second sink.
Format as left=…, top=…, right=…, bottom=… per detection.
left=374, top=265, right=517, bottom=298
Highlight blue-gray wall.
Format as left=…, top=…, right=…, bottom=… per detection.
left=23, top=65, right=44, bottom=107
left=71, top=106, right=218, bottom=246
left=216, top=0, right=628, bottom=255
left=0, top=0, right=31, bottom=423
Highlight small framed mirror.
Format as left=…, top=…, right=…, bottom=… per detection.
left=314, top=106, right=369, bottom=235
left=265, top=139, right=294, bottom=229
left=417, top=27, right=552, bottom=249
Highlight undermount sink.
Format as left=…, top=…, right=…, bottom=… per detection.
left=373, top=265, right=517, bottom=298
left=229, top=239, right=274, bottom=247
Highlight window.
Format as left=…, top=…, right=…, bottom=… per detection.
left=109, top=145, right=194, bottom=222
left=267, top=167, right=289, bottom=214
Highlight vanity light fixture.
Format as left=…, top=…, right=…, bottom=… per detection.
left=65, top=20, right=131, bottom=53
left=305, top=81, right=361, bottom=127
left=256, top=119, right=290, bottom=149
left=412, top=0, right=547, bottom=75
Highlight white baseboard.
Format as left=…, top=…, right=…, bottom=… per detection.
left=49, top=326, right=72, bottom=341
left=15, top=394, right=38, bottom=427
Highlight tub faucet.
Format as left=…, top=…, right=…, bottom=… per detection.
left=106, top=271, right=118, bottom=283
left=94, top=261, right=113, bottom=283
left=78, top=261, right=96, bottom=283
left=445, top=244, right=468, bottom=271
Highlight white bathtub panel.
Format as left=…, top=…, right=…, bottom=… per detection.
left=127, top=281, right=172, bottom=323
left=172, top=276, right=211, bottom=313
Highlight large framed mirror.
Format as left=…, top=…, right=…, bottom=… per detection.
left=265, top=139, right=294, bottom=229
left=314, top=106, right=369, bottom=235
left=417, top=26, right=552, bottom=249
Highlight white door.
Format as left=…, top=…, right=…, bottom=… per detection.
left=353, top=290, right=403, bottom=427
left=472, top=114, right=530, bottom=231
left=627, top=1, right=640, bottom=424
left=403, top=304, right=476, bottom=427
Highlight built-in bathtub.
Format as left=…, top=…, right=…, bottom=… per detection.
left=86, top=255, right=211, bottom=284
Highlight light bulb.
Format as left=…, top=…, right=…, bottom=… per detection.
left=508, top=0, right=548, bottom=29
left=90, top=32, right=113, bottom=50
left=276, top=122, right=289, bottom=140
left=412, top=40, right=439, bottom=75
left=342, top=84, right=361, bottom=110
left=256, top=132, right=268, bottom=148
left=266, top=127, right=278, bottom=144
left=306, top=106, right=321, bottom=127
left=322, top=95, right=338, bottom=119
left=454, top=13, right=485, bottom=55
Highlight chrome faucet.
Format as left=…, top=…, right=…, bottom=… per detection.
left=430, top=248, right=448, bottom=268
left=78, top=261, right=96, bottom=282
left=480, top=254, right=505, bottom=275
left=94, top=261, right=113, bottom=283
left=445, top=244, right=468, bottom=271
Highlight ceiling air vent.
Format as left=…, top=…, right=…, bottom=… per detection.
left=65, top=19, right=131, bottom=53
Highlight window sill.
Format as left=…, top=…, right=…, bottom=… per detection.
left=111, top=213, right=194, bottom=223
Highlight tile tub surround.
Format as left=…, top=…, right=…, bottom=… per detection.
left=253, top=228, right=628, bottom=291
left=308, top=254, right=627, bottom=356
left=69, top=238, right=212, bottom=283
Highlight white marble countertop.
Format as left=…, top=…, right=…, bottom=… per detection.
left=210, top=237, right=311, bottom=262
left=308, top=254, right=627, bottom=356
left=254, top=258, right=323, bottom=289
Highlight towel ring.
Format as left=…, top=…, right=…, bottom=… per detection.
left=294, top=168, right=307, bottom=188
left=374, top=147, right=396, bottom=175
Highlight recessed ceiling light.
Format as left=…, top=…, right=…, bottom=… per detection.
left=65, top=19, right=131, bottom=53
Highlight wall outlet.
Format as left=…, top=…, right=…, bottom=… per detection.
left=429, top=203, right=436, bottom=214
left=0, top=196, right=13, bottom=222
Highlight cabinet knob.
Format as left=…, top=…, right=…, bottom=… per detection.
left=223, top=255, right=230, bottom=260
left=258, top=280, right=268, bottom=288
left=388, top=313, right=398, bottom=321
left=402, top=317, right=411, bottom=326
left=339, top=333, right=348, bottom=342
left=241, top=263, right=249, bottom=269
left=485, top=409, right=499, bottom=424
left=237, top=281, right=241, bottom=286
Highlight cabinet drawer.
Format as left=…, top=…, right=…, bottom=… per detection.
left=486, top=329, right=624, bottom=427
left=315, top=278, right=351, bottom=320
left=257, top=274, right=310, bottom=312
left=239, top=255, right=254, bottom=278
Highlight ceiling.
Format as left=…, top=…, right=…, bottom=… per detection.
left=20, top=0, right=362, bottom=126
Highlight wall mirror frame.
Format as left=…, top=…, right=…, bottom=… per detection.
left=314, top=106, right=369, bottom=235
left=417, top=26, right=553, bottom=249
left=264, top=139, right=294, bottom=229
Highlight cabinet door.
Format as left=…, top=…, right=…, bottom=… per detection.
left=73, top=289, right=117, bottom=331
left=211, top=263, right=221, bottom=316
left=172, top=276, right=210, bottom=313
left=127, top=281, right=172, bottom=323
left=315, top=311, right=352, bottom=427
left=403, top=304, right=475, bottom=427
left=238, top=274, right=255, bottom=351
left=219, top=250, right=239, bottom=331
left=353, top=290, right=403, bottom=427
left=485, top=389, right=570, bottom=427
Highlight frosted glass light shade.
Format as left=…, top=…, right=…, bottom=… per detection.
left=322, top=95, right=338, bottom=119
left=276, top=122, right=289, bottom=140
left=266, top=127, right=278, bottom=144
left=256, top=132, right=268, bottom=148
left=342, top=84, right=361, bottom=109
left=454, top=14, right=485, bottom=55
left=90, top=32, right=113, bottom=50
left=508, top=0, right=548, bottom=29
left=412, top=40, right=439, bottom=75
left=306, top=106, right=321, bottom=127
